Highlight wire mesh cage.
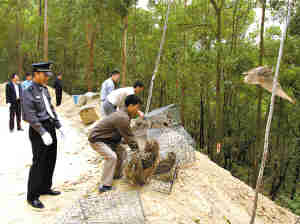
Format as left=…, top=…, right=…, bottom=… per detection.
left=145, top=104, right=182, bottom=128
left=129, top=104, right=196, bottom=194
left=55, top=191, right=145, bottom=224
left=144, top=104, right=196, bottom=194
left=147, top=127, right=196, bottom=166
left=149, top=162, right=179, bottom=194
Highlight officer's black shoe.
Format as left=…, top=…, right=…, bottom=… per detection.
left=27, top=199, right=44, bottom=209
left=99, top=185, right=113, bottom=193
left=18, top=128, right=24, bottom=131
left=41, top=190, right=61, bottom=196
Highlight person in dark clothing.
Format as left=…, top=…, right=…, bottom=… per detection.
left=54, top=74, right=63, bottom=106
left=22, top=62, right=66, bottom=209
left=6, top=73, right=23, bottom=132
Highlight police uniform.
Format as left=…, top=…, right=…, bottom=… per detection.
left=22, top=62, right=62, bottom=209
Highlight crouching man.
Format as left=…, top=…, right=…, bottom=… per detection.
left=88, top=94, right=141, bottom=193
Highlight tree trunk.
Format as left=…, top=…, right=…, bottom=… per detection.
left=206, top=84, right=212, bottom=157
left=39, top=0, right=42, bottom=16
left=253, top=0, right=266, bottom=188
left=133, top=2, right=137, bottom=76
left=86, top=23, right=96, bottom=91
left=270, top=159, right=290, bottom=201
left=181, top=80, right=185, bottom=126
left=16, top=1, right=23, bottom=76
left=291, top=161, right=300, bottom=200
left=291, top=133, right=300, bottom=200
left=121, top=15, right=128, bottom=87
left=180, top=0, right=187, bottom=128
left=200, top=94, right=205, bottom=149
left=44, top=0, right=48, bottom=62
left=209, top=0, right=225, bottom=161
left=36, top=0, right=42, bottom=60
left=159, top=78, right=164, bottom=107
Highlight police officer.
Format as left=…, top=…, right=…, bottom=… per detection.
left=22, top=62, right=65, bottom=209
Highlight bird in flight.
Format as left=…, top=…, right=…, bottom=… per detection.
left=243, top=66, right=295, bottom=104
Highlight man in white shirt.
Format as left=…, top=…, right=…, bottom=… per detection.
left=103, top=81, right=145, bottom=118
left=6, top=73, right=23, bottom=132
left=100, top=70, right=120, bottom=117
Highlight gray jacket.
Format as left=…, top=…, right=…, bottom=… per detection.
left=22, top=82, right=61, bottom=136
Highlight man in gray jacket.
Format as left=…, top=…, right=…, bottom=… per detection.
left=99, top=69, right=120, bottom=117
left=88, top=94, right=141, bottom=193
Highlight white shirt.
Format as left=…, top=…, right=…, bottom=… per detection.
left=107, top=87, right=135, bottom=108
left=42, top=90, right=55, bottom=118
left=13, top=83, right=20, bottom=99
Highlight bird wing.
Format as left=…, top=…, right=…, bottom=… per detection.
left=243, top=66, right=271, bottom=76
left=260, top=81, right=295, bottom=104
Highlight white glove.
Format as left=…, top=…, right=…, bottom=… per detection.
left=7, top=103, right=11, bottom=107
left=58, top=127, right=66, bottom=139
left=42, top=132, right=53, bottom=146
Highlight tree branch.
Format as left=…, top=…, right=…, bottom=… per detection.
left=220, top=0, right=226, bottom=10
left=209, top=0, right=219, bottom=11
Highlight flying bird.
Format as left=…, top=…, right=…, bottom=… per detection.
left=243, top=66, right=295, bottom=104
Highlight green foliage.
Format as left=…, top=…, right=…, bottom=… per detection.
left=280, top=194, right=300, bottom=215
left=289, top=4, right=300, bottom=37
left=109, top=0, right=138, bottom=18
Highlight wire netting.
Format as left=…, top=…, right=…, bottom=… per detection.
left=145, top=104, right=196, bottom=167
left=55, top=191, right=145, bottom=224
left=144, top=104, right=196, bottom=193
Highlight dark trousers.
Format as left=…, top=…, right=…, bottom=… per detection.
left=9, top=100, right=21, bottom=131
left=56, top=90, right=62, bottom=106
left=27, top=120, right=57, bottom=201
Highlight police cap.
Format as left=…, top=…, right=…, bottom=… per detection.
left=32, top=62, right=53, bottom=76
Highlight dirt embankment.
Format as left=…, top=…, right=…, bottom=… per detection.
left=0, top=83, right=298, bottom=224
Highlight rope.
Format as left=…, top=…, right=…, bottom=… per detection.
left=249, top=1, right=292, bottom=224
left=145, top=0, right=172, bottom=114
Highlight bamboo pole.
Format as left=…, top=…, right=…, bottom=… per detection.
left=145, top=0, right=172, bottom=114
left=249, top=2, right=292, bottom=224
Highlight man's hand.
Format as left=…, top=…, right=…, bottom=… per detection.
left=42, top=132, right=53, bottom=146
left=137, top=111, right=145, bottom=119
left=7, top=103, right=11, bottom=107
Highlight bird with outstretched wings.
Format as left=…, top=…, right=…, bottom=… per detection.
left=243, top=66, right=295, bottom=104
